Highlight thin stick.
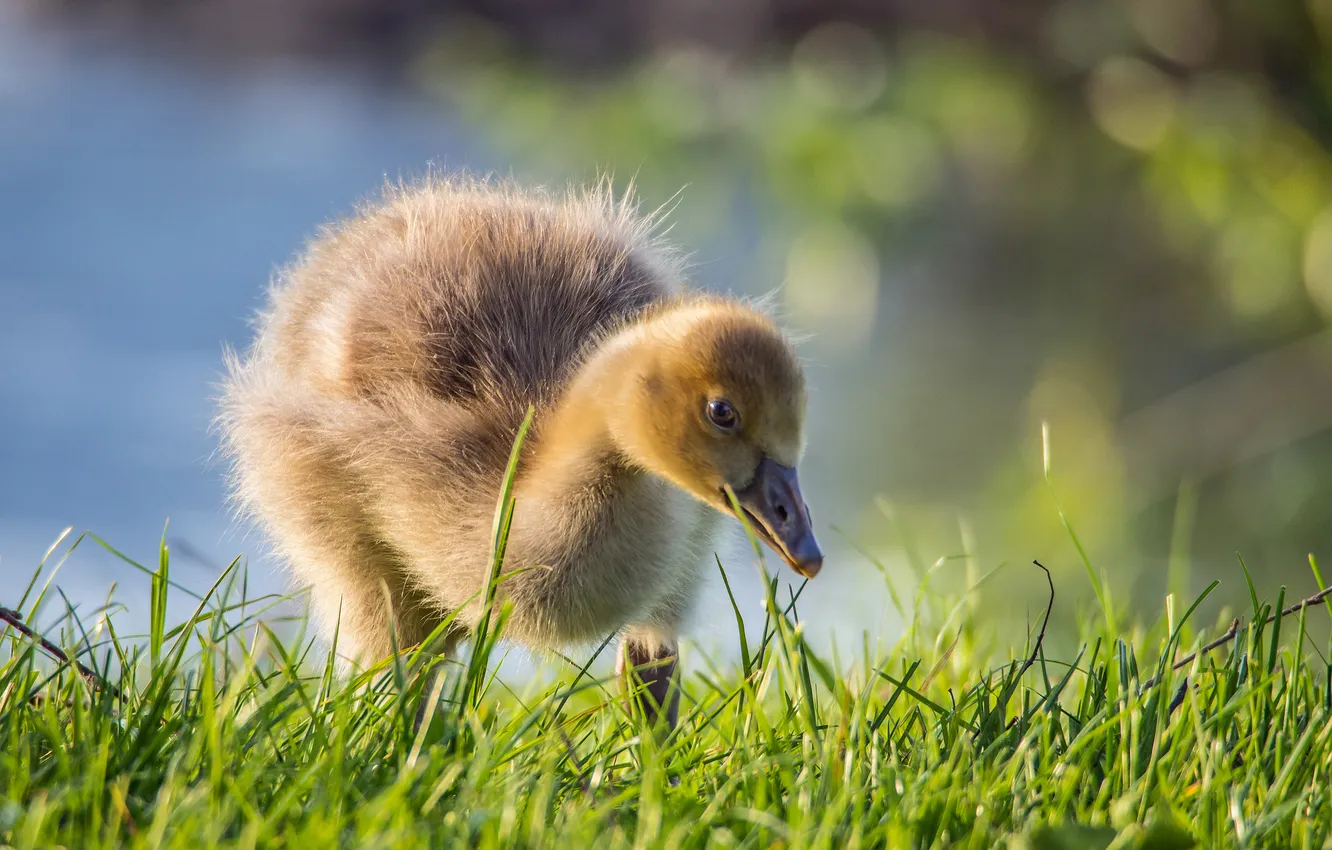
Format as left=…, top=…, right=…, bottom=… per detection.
left=985, top=561, right=1055, bottom=739
left=1142, top=585, right=1332, bottom=689
left=1019, top=560, right=1055, bottom=679
left=0, top=606, right=125, bottom=700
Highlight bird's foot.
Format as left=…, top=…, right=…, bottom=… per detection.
left=616, top=634, right=680, bottom=733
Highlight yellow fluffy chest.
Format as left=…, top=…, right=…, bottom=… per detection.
left=624, top=481, right=719, bottom=615
left=505, top=475, right=720, bottom=647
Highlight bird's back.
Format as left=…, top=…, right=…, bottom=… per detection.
left=257, top=178, right=680, bottom=419
left=220, top=178, right=695, bottom=656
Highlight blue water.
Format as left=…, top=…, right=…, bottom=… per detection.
left=0, top=22, right=493, bottom=625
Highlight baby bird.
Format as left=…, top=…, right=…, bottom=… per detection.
left=220, top=176, right=822, bottom=727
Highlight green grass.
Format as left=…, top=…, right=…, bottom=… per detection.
left=4, top=499, right=1332, bottom=848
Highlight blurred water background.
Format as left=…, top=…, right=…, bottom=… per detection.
left=5, top=0, right=1332, bottom=662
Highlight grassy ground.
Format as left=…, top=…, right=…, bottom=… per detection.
left=4, top=437, right=1332, bottom=850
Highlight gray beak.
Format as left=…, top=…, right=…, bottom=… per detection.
left=731, top=457, right=824, bottom=578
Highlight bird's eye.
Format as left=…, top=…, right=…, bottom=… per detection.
left=706, top=399, right=739, bottom=431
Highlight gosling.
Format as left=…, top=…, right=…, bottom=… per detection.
left=219, top=176, right=822, bottom=728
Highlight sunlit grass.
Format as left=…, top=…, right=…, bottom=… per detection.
left=4, top=503, right=1332, bottom=847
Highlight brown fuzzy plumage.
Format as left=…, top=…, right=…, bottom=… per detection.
left=219, top=176, right=816, bottom=724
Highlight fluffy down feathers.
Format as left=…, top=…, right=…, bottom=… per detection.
left=220, top=175, right=813, bottom=672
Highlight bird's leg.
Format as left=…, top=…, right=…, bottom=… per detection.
left=616, top=631, right=680, bottom=731
left=411, top=628, right=461, bottom=733
left=411, top=658, right=445, bottom=733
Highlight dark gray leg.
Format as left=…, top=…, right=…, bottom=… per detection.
left=411, top=661, right=445, bottom=733
left=616, top=634, right=680, bottom=730
left=411, top=629, right=461, bottom=733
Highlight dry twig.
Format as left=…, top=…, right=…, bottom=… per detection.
left=1019, top=560, right=1055, bottom=680
left=1142, top=584, right=1332, bottom=690
left=0, top=606, right=125, bottom=700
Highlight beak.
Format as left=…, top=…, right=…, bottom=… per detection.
left=730, top=457, right=824, bottom=579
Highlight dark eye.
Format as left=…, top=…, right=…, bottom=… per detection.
left=706, top=398, right=739, bottom=431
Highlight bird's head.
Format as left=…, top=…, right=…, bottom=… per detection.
left=612, top=300, right=823, bottom=578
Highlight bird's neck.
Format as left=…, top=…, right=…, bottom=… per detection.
left=518, top=328, right=648, bottom=503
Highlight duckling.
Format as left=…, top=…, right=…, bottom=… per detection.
left=219, top=176, right=822, bottom=727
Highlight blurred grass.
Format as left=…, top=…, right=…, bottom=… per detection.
left=4, top=503, right=1332, bottom=846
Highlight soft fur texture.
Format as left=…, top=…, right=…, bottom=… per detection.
left=219, top=176, right=810, bottom=687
